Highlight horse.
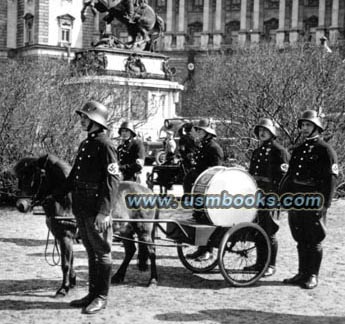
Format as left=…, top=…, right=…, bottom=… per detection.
left=81, top=0, right=165, bottom=51
left=14, top=155, right=77, bottom=298
left=14, top=154, right=159, bottom=295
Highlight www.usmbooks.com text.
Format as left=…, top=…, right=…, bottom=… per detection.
left=125, top=190, right=323, bottom=210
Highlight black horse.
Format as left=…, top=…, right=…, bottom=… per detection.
left=81, top=0, right=164, bottom=51
left=14, top=154, right=158, bottom=296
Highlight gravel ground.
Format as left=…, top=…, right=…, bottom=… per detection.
left=0, top=196, right=345, bottom=324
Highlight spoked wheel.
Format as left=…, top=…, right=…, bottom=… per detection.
left=218, top=223, right=271, bottom=287
left=177, top=243, right=218, bottom=273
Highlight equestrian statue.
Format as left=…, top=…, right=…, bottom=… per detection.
left=81, top=0, right=165, bottom=51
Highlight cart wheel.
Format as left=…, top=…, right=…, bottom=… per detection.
left=155, top=151, right=166, bottom=165
left=177, top=244, right=218, bottom=273
left=218, top=222, right=271, bottom=287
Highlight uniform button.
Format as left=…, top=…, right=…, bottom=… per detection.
left=88, top=155, right=91, bottom=158
left=257, top=160, right=260, bottom=162
left=77, top=166, right=80, bottom=169
left=82, top=148, right=85, bottom=151
left=298, top=165, right=302, bottom=168
left=75, top=176, right=79, bottom=179
left=305, top=143, right=309, bottom=146
left=79, top=157, right=82, bottom=160
left=256, top=166, right=259, bottom=169
left=303, top=151, right=306, bottom=154
left=296, top=172, right=299, bottom=176
left=300, top=158, right=303, bottom=160
left=85, top=140, right=88, bottom=144
left=260, top=153, right=262, bottom=156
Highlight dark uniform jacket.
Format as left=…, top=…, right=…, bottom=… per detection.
left=280, top=136, right=338, bottom=208
left=68, top=130, right=119, bottom=216
left=194, top=137, right=224, bottom=175
left=249, top=139, right=290, bottom=192
left=117, top=137, right=145, bottom=181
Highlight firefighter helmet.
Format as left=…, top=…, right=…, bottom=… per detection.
left=254, top=118, right=277, bottom=138
left=298, top=110, right=324, bottom=132
left=76, top=101, right=108, bottom=129
left=118, top=121, right=136, bottom=136
left=194, top=119, right=217, bottom=137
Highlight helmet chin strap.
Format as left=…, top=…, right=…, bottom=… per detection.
left=306, top=125, right=319, bottom=139
left=86, top=120, right=94, bottom=132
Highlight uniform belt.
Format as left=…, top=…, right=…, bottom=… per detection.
left=292, top=179, right=316, bottom=187
left=73, top=181, right=99, bottom=190
left=254, top=176, right=270, bottom=183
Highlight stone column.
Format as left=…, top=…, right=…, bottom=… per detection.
left=201, top=0, right=210, bottom=49
left=276, top=0, right=286, bottom=46
left=93, top=12, right=100, bottom=44
left=164, top=0, right=173, bottom=50
left=289, top=0, right=300, bottom=43
left=329, top=0, right=340, bottom=44
left=238, top=0, right=248, bottom=46
left=251, top=0, right=260, bottom=43
left=213, top=0, right=223, bottom=49
left=315, top=0, right=326, bottom=44
left=176, top=0, right=185, bottom=50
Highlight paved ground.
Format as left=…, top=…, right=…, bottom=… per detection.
left=0, top=189, right=345, bottom=324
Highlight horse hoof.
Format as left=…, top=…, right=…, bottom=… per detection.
left=111, top=275, right=124, bottom=284
left=55, top=287, right=68, bottom=298
left=147, top=279, right=158, bottom=287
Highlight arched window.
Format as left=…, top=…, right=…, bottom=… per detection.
left=187, top=21, right=203, bottom=45
left=23, top=13, right=34, bottom=45
left=224, top=21, right=240, bottom=44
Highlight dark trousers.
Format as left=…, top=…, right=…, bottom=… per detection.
left=288, top=209, right=326, bottom=276
left=256, top=210, right=279, bottom=267
left=75, top=211, right=113, bottom=298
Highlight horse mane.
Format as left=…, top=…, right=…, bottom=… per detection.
left=14, top=157, right=38, bottom=176
left=43, top=154, right=71, bottom=178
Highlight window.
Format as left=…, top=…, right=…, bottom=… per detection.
left=265, top=0, right=279, bottom=9
left=57, top=14, right=75, bottom=46
left=230, top=0, right=241, bottom=10
left=23, top=13, right=34, bottom=45
left=193, top=0, right=203, bottom=10
left=156, top=0, right=166, bottom=12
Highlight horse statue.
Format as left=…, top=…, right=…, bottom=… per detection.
left=81, top=0, right=165, bottom=51
left=14, top=154, right=159, bottom=297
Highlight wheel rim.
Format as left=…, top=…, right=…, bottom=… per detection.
left=218, top=223, right=271, bottom=287
left=177, top=244, right=218, bottom=273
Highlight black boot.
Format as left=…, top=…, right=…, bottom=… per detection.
left=302, top=245, right=322, bottom=289
left=84, top=264, right=112, bottom=314
left=70, top=261, right=98, bottom=308
left=283, top=244, right=307, bottom=285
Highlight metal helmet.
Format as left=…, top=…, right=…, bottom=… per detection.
left=76, top=101, right=108, bottom=129
left=298, top=110, right=324, bottom=132
left=118, top=121, right=136, bottom=136
left=194, top=118, right=217, bottom=137
left=254, top=118, right=277, bottom=138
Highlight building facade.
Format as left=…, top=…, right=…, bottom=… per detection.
left=1, top=0, right=345, bottom=60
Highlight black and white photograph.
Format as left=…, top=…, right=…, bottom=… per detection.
left=1, top=0, right=345, bottom=323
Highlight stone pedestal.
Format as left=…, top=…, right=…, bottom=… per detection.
left=276, top=30, right=286, bottom=46
left=213, top=32, right=223, bottom=49
left=71, top=48, right=183, bottom=140
left=329, top=27, right=340, bottom=44
left=163, top=33, right=173, bottom=50
left=289, top=29, right=300, bottom=43
left=200, top=33, right=209, bottom=50
left=176, top=33, right=186, bottom=50
left=250, top=31, right=261, bottom=43
left=238, top=31, right=247, bottom=46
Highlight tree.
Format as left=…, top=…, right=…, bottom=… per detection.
left=183, top=43, right=345, bottom=177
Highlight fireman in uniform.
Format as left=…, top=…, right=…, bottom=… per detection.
left=117, top=121, right=145, bottom=182
left=68, top=101, right=119, bottom=314
left=280, top=110, right=338, bottom=289
left=248, top=118, right=290, bottom=277
left=184, top=119, right=224, bottom=261
left=178, top=122, right=197, bottom=172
